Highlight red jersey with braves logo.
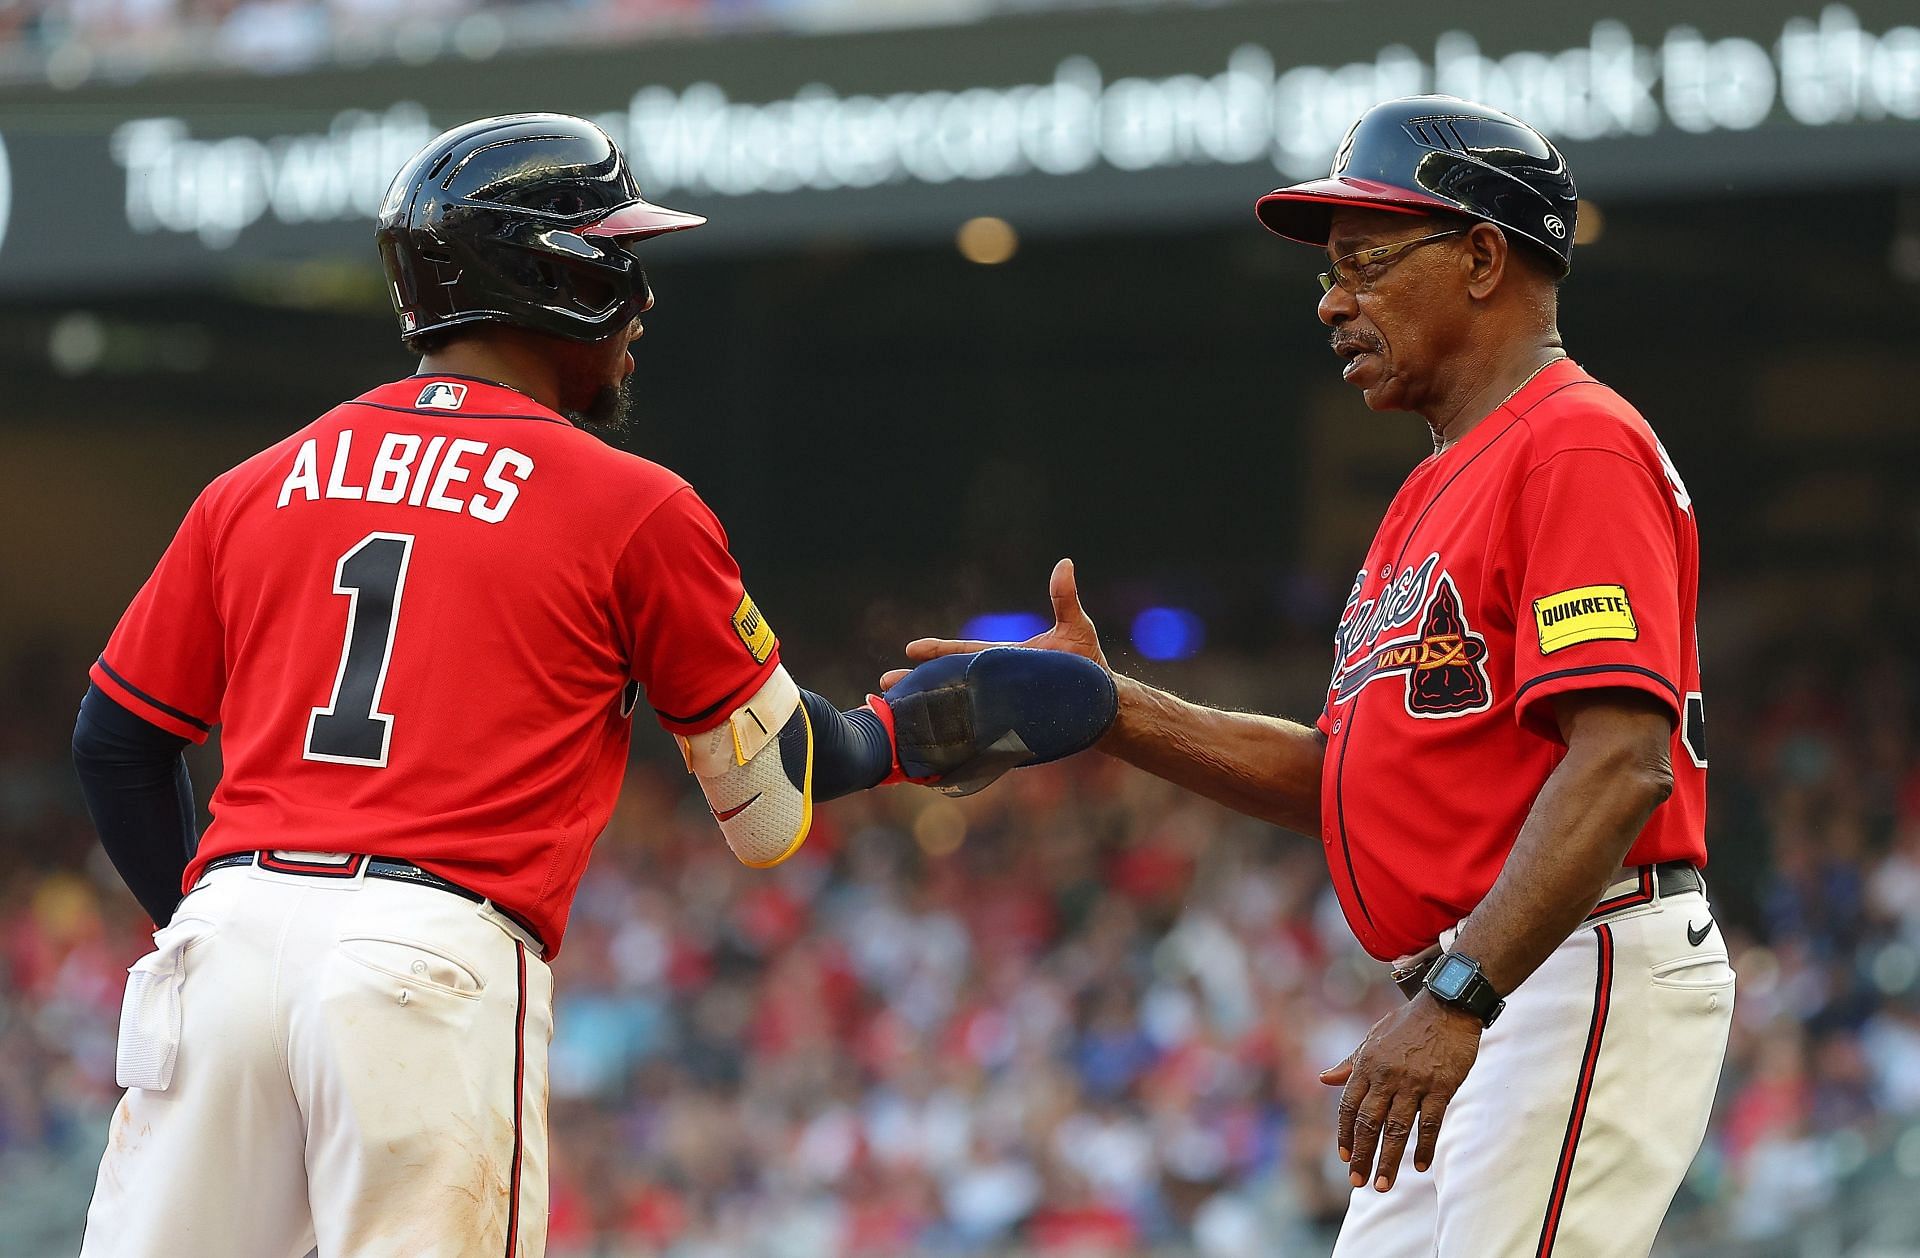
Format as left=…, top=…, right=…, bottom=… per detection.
left=1316, top=359, right=1706, bottom=961
left=89, top=376, right=781, bottom=956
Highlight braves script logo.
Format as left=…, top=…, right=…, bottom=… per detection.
left=1331, top=554, right=1492, bottom=719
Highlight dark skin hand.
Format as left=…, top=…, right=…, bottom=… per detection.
left=1323, top=687, right=1676, bottom=1192
left=880, top=557, right=1326, bottom=836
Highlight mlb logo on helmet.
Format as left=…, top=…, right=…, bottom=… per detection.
left=416, top=382, right=468, bottom=410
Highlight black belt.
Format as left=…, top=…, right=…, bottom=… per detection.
left=1390, top=861, right=1704, bottom=1001
left=202, top=851, right=547, bottom=956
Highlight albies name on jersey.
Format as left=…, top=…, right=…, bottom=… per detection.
left=277, top=429, right=533, bottom=524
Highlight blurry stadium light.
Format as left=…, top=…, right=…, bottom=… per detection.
left=1131, top=607, right=1205, bottom=661
left=957, top=217, right=1018, bottom=265
left=46, top=312, right=211, bottom=376
left=960, top=611, right=1048, bottom=642
left=1898, top=1128, right=1920, bottom=1180
left=912, top=798, right=968, bottom=858
left=452, top=15, right=506, bottom=61
left=48, top=312, right=106, bottom=376
left=1872, top=941, right=1920, bottom=995
left=393, top=23, right=445, bottom=66
left=44, top=42, right=93, bottom=91
left=1573, top=200, right=1605, bottom=247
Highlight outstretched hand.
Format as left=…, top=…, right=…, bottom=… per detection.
left=881, top=558, right=1109, bottom=690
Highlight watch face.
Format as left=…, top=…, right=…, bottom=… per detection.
left=1429, top=955, right=1474, bottom=1000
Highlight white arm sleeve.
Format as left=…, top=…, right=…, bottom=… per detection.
left=675, top=666, right=812, bottom=868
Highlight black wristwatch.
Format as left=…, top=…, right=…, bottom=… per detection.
left=1422, top=951, right=1506, bottom=1026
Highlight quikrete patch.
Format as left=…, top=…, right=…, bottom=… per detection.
left=1533, top=584, right=1637, bottom=654
left=732, top=593, right=777, bottom=664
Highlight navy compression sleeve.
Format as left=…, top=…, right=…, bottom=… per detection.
left=795, top=689, right=894, bottom=801
left=72, top=684, right=198, bottom=926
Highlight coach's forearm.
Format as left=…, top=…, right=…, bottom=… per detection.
left=1100, top=674, right=1324, bottom=836
left=1447, top=698, right=1674, bottom=995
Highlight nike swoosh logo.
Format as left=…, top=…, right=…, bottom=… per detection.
left=712, top=794, right=761, bottom=823
left=1687, top=919, right=1712, bottom=947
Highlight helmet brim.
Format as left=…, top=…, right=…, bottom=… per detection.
left=1254, top=177, right=1456, bottom=247
left=582, top=199, right=708, bottom=241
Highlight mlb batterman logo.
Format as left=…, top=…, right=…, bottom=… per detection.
left=416, top=382, right=468, bottom=410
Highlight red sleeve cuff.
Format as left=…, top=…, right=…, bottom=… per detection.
left=90, top=657, right=215, bottom=744
left=650, top=651, right=783, bottom=737
left=1513, top=663, right=1680, bottom=741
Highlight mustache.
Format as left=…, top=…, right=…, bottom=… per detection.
left=1330, top=330, right=1386, bottom=356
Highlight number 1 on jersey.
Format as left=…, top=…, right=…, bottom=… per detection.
left=305, top=532, right=414, bottom=767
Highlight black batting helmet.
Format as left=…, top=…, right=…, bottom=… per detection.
left=376, top=113, right=705, bottom=347
left=1256, top=96, right=1577, bottom=275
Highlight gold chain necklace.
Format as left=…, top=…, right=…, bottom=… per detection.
left=1433, top=353, right=1568, bottom=454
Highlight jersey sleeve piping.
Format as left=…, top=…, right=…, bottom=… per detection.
left=1509, top=398, right=1667, bottom=484
left=343, top=399, right=571, bottom=425
left=1499, top=444, right=1674, bottom=545
left=1520, top=443, right=1667, bottom=478
left=1512, top=663, right=1681, bottom=737
left=90, top=656, right=215, bottom=743
left=652, top=654, right=783, bottom=736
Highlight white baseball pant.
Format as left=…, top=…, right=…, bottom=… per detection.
left=1332, top=872, right=1735, bottom=1258
left=79, top=856, right=554, bottom=1258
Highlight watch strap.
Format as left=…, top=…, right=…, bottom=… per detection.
left=1423, top=951, right=1506, bottom=1026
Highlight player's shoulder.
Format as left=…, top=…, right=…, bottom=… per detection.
left=581, top=447, right=701, bottom=530
left=521, top=421, right=696, bottom=515
left=1509, top=362, right=1663, bottom=468
left=194, top=424, right=327, bottom=523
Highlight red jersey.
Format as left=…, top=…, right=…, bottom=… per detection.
left=90, top=376, right=781, bottom=956
left=1316, top=360, right=1706, bottom=961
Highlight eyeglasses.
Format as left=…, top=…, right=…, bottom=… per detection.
left=1318, top=228, right=1467, bottom=294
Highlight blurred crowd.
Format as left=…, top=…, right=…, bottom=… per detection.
left=0, top=0, right=1164, bottom=81
left=1, top=623, right=1916, bottom=1255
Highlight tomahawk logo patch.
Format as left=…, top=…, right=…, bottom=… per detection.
left=1331, top=558, right=1492, bottom=719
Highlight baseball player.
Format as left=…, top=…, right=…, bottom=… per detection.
left=69, top=113, right=1114, bottom=1258
left=894, top=97, right=1732, bottom=1256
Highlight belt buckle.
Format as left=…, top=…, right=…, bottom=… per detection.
left=1390, top=944, right=1443, bottom=1001
left=249, top=851, right=372, bottom=886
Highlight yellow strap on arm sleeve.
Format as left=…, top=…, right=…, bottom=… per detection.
left=675, top=666, right=812, bottom=868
